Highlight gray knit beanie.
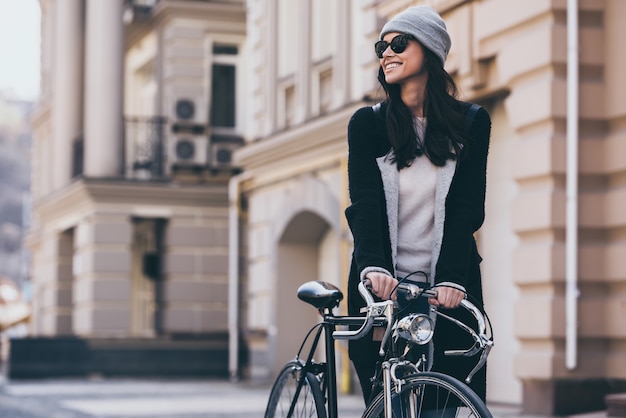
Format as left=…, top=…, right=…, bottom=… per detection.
left=380, top=5, right=451, bottom=66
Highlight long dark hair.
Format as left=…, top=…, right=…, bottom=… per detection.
left=378, top=43, right=468, bottom=169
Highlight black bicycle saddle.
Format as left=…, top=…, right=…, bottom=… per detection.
left=297, top=281, right=343, bottom=310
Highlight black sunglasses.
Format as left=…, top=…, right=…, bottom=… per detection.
left=374, top=34, right=413, bottom=58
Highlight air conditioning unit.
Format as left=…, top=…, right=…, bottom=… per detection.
left=168, top=134, right=208, bottom=166
left=167, top=93, right=208, bottom=126
left=208, top=133, right=244, bottom=170
left=209, top=142, right=240, bottom=169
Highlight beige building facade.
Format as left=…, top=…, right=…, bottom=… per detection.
left=27, top=0, right=245, bottom=366
left=238, top=0, right=626, bottom=415
left=26, top=0, right=626, bottom=414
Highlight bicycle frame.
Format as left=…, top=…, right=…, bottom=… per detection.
left=290, top=308, right=373, bottom=418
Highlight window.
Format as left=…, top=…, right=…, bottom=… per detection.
left=284, top=85, right=296, bottom=128
left=207, top=40, right=244, bottom=169
left=213, top=44, right=238, bottom=55
left=319, top=69, right=332, bottom=115
left=210, top=43, right=239, bottom=130
left=210, top=63, right=236, bottom=128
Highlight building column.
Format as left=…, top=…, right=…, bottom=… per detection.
left=296, top=0, right=311, bottom=123
left=334, top=0, right=350, bottom=107
left=32, top=229, right=74, bottom=336
left=72, top=214, right=132, bottom=337
left=52, top=0, right=84, bottom=189
left=83, top=0, right=124, bottom=178
left=265, top=0, right=278, bottom=134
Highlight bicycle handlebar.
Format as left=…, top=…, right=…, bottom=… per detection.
left=332, top=281, right=493, bottom=383
left=332, top=281, right=392, bottom=340
left=436, top=297, right=493, bottom=383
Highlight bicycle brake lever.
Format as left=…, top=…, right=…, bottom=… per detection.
left=464, top=339, right=493, bottom=384
left=435, top=310, right=483, bottom=357
left=444, top=344, right=482, bottom=357
left=429, top=295, right=494, bottom=384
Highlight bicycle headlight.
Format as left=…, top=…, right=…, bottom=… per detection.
left=397, top=314, right=434, bottom=345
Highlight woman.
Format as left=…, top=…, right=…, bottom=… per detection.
left=345, top=5, right=491, bottom=405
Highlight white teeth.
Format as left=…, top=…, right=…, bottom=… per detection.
left=386, top=63, right=400, bottom=70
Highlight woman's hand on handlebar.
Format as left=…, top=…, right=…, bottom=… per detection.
left=428, top=286, right=465, bottom=309
left=364, top=272, right=398, bottom=301
left=364, top=274, right=465, bottom=308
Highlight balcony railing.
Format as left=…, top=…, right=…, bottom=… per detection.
left=125, top=116, right=167, bottom=180
left=69, top=116, right=243, bottom=182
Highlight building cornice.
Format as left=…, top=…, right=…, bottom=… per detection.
left=125, top=0, right=246, bottom=50
left=152, top=2, right=246, bottom=36
left=377, top=0, right=470, bottom=17
left=32, top=178, right=229, bottom=221
left=26, top=178, right=230, bottom=250
left=235, top=103, right=363, bottom=174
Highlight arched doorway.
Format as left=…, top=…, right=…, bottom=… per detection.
left=274, top=210, right=336, bottom=375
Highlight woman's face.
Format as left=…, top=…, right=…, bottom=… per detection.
left=378, top=32, right=427, bottom=86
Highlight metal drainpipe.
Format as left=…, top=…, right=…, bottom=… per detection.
left=565, top=0, right=580, bottom=371
left=228, top=171, right=251, bottom=381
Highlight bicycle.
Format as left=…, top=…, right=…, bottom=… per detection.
left=264, top=279, right=494, bottom=418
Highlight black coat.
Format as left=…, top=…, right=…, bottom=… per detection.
left=345, top=101, right=491, bottom=401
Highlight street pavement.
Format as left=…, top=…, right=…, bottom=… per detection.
left=0, top=375, right=609, bottom=418
left=0, top=376, right=365, bottom=418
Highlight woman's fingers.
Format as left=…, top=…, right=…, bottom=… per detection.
left=364, top=272, right=397, bottom=300
left=365, top=277, right=464, bottom=307
left=383, top=279, right=398, bottom=300
left=429, top=286, right=464, bottom=308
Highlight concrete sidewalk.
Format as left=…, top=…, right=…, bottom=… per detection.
left=0, top=376, right=609, bottom=417
left=0, top=377, right=360, bottom=417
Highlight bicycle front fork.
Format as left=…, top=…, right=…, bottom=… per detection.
left=382, top=362, right=393, bottom=417
left=381, top=356, right=425, bottom=417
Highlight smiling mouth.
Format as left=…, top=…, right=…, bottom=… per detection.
left=385, top=63, right=400, bottom=71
